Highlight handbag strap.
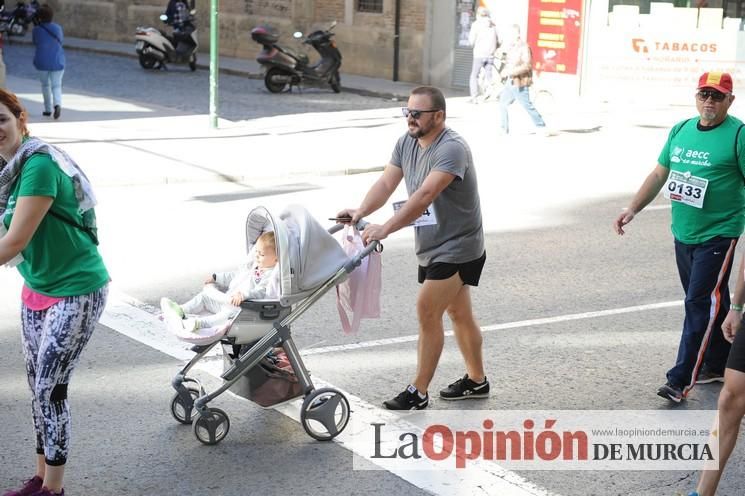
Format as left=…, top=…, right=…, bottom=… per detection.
left=39, top=23, right=62, bottom=45
left=47, top=209, right=98, bottom=245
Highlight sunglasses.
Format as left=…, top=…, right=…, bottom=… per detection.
left=696, top=90, right=727, bottom=102
left=401, top=108, right=441, bottom=119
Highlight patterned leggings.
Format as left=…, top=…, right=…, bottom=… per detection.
left=20, top=285, right=108, bottom=466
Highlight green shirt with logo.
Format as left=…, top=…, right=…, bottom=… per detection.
left=2, top=153, right=109, bottom=296
left=658, top=115, right=745, bottom=244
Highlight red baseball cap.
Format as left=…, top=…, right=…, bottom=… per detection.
left=697, top=72, right=733, bottom=94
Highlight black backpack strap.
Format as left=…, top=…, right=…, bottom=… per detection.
left=47, top=209, right=99, bottom=245
left=671, top=118, right=692, bottom=139
left=734, top=123, right=745, bottom=186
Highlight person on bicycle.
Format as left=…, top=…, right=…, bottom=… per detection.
left=467, top=7, right=498, bottom=104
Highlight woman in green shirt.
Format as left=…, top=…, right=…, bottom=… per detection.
left=0, top=89, right=109, bottom=496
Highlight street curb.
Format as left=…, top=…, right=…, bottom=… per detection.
left=93, top=165, right=385, bottom=188
left=13, top=37, right=411, bottom=101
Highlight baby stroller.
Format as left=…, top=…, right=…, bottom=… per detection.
left=168, top=205, right=379, bottom=445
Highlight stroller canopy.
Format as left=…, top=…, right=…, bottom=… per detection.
left=246, top=205, right=349, bottom=306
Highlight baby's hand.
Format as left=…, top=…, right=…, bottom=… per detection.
left=231, top=292, right=244, bottom=306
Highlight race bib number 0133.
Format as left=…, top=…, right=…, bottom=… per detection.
left=663, top=170, right=708, bottom=209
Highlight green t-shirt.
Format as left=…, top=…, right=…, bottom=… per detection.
left=657, top=115, right=745, bottom=244
left=2, top=153, right=109, bottom=296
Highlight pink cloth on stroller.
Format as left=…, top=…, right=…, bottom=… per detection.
left=335, top=227, right=382, bottom=334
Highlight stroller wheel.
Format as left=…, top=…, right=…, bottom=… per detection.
left=192, top=408, right=230, bottom=445
left=170, top=385, right=201, bottom=424
left=300, top=388, right=350, bottom=441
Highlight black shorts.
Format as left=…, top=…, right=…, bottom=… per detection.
left=418, top=251, right=486, bottom=287
left=726, top=325, right=745, bottom=373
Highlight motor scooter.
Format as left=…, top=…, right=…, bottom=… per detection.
left=135, top=11, right=198, bottom=71
left=0, top=0, right=38, bottom=38
left=250, top=21, right=342, bottom=93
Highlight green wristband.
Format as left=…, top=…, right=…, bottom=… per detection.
left=731, top=303, right=744, bottom=312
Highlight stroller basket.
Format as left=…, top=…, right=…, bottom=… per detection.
left=222, top=343, right=302, bottom=408
left=168, top=205, right=380, bottom=445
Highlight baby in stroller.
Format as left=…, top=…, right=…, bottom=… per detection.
left=161, top=231, right=280, bottom=333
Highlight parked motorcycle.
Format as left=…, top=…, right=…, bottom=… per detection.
left=0, top=0, right=39, bottom=38
left=250, top=21, right=342, bottom=93
left=135, top=11, right=198, bottom=71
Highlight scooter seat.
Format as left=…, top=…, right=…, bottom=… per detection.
left=278, top=46, right=308, bottom=65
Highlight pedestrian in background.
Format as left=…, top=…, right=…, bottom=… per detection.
left=337, top=86, right=488, bottom=410
left=467, top=6, right=498, bottom=104
left=613, top=72, right=745, bottom=403
left=32, top=4, right=65, bottom=120
left=498, top=24, right=548, bottom=135
left=689, top=254, right=745, bottom=495
left=0, top=88, right=109, bottom=496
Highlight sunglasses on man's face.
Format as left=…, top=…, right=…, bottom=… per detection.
left=401, top=108, right=440, bottom=119
left=696, top=90, right=728, bottom=102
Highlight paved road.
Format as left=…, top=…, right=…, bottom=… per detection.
left=3, top=44, right=400, bottom=121
left=3, top=177, right=740, bottom=495
left=1, top=48, right=744, bottom=496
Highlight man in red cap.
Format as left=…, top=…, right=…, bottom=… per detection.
left=613, top=71, right=745, bottom=402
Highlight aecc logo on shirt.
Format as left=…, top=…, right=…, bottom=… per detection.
left=671, top=147, right=711, bottom=167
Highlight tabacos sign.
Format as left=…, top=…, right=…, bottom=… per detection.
left=631, top=37, right=718, bottom=54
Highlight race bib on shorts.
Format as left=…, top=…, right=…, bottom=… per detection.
left=392, top=200, right=438, bottom=227
left=663, top=170, right=708, bottom=209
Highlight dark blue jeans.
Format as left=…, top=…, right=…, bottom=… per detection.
left=668, top=236, right=736, bottom=395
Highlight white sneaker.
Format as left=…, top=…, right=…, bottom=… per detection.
left=160, top=297, right=184, bottom=318
left=161, top=298, right=184, bottom=333
left=538, top=127, right=557, bottom=137
left=182, top=317, right=200, bottom=333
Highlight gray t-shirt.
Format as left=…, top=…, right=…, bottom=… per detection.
left=391, top=127, right=484, bottom=266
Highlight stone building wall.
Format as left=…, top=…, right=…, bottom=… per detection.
left=48, top=0, right=429, bottom=83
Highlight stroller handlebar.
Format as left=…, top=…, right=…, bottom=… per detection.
left=328, top=218, right=382, bottom=263
left=327, top=218, right=369, bottom=232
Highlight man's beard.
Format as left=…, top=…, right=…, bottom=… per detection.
left=408, top=122, right=429, bottom=139
left=701, top=109, right=717, bottom=121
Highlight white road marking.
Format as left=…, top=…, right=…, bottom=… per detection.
left=301, top=300, right=683, bottom=356
left=100, top=287, right=559, bottom=496
left=620, top=204, right=670, bottom=212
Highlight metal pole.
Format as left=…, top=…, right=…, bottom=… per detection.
left=209, top=0, right=219, bottom=128
left=393, top=0, right=401, bottom=81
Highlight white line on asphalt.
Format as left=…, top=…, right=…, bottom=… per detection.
left=101, top=288, right=559, bottom=496
left=620, top=204, right=670, bottom=212
left=301, top=300, right=683, bottom=356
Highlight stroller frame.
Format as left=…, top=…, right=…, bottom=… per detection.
left=169, top=212, right=379, bottom=445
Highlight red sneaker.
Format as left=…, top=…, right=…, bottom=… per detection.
left=2, top=476, right=43, bottom=496
left=31, top=488, right=64, bottom=496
